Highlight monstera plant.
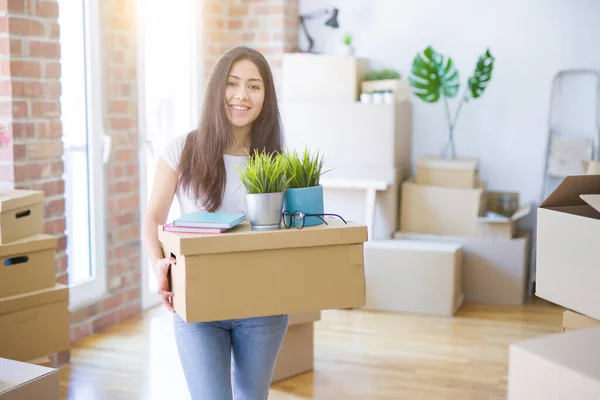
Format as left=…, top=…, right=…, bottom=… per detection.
left=409, top=46, right=495, bottom=159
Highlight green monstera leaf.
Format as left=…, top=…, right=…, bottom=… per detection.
left=409, top=46, right=460, bottom=103
left=468, top=48, right=495, bottom=99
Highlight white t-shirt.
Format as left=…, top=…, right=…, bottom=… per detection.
left=160, top=133, right=249, bottom=217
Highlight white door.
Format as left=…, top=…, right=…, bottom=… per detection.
left=137, top=0, right=202, bottom=310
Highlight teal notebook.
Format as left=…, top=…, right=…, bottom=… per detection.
left=172, top=212, right=246, bottom=229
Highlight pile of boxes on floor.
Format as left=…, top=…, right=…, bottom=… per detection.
left=507, top=172, right=600, bottom=399
left=0, top=189, right=69, bottom=399
left=363, top=156, right=532, bottom=316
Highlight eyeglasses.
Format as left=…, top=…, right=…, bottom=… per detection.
left=282, top=210, right=347, bottom=229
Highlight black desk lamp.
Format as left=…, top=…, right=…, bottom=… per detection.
left=299, top=8, right=339, bottom=53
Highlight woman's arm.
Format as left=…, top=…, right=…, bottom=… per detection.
left=141, top=157, right=178, bottom=310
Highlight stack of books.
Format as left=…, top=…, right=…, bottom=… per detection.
left=162, top=212, right=247, bottom=234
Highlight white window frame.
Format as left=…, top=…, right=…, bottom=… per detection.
left=65, top=0, right=108, bottom=310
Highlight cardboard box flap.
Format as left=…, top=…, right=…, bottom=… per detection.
left=0, top=357, right=57, bottom=394
left=159, top=219, right=368, bottom=256
left=0, top=190, right=44, bottom=213
left=0, top=284, right=67, bottom=315
left=0, top=233, right=57, bottom=258
left=540, top=175, right=600, bottom=208
left=580, top=194, right=600, bottom=214
left=416, top=156, right=479, bottom=171
left=477, top=204, right=531, bottom=224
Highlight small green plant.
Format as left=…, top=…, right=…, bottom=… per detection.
left=409, top=46, right=495, bottom=159
left=343, top=33, right=352, bottom=46
left=364, top=68, right=401, bottom=81
left=238, top=149, right=290, bottom=194
left=282, top=148, right=329, bottom=189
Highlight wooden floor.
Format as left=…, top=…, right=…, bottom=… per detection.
left=59, top=299, right=564, bottom=399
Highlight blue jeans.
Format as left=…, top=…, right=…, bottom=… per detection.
left=173, top=312, right=289, bottom=400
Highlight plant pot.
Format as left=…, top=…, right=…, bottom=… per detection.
left=246, top=192, right=285, bottom=231
left=283, top=185, right=325, bottom=227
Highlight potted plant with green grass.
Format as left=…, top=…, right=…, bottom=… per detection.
left=238, top=149, right=291, bottom=231
left=282, top=148, right=329, bottom=227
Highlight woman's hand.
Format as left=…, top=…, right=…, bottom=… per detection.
left=154, top=256, right=176, bottom=312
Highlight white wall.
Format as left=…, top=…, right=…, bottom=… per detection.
left=298, top=0, right=600, bottom=219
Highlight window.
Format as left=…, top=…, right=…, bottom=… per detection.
left=59, top=0, right=107, bottom=309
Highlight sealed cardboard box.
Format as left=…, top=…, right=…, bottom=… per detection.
left=394, top=231, right=530, bottom=305
left=507, top=327, right=600, bottom=399
left=159, top=219, right=367, bottom=323
left=563, top=310, right=600, bottom=332
left=281, top=53, right=369, bottom=102
left=272, top=311, right=320, bottom=383
left=0, top=284, right=70, bottom=362
left=362, top=239, right=463, bottom=316
left=0, top=357, right=59, bottom=400
left=0, top=190, right=44, bottom=244
left=0, top=234, right=57, bottom=298
left=415, top=156, right=479, bottom=189
left=535, top=175, right=600, bottom=320
left=399, top=179, right=486, bottom=236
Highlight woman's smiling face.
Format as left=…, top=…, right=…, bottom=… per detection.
left=225, top=59, right=265, bottom=130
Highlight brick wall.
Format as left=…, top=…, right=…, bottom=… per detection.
left=68, top=0, right=141, bottom=349
left=0, top=0, right=66, bottom=258
left=203, top=0, right=299, bottom=88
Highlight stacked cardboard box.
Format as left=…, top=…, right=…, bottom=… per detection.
left=0, top=190, right=70, bottom=366
left=506, top=175, right=600, bottom=399
left=389, top=156, right=532, bottom=307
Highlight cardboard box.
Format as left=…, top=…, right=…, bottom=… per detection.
left=272, top=311, right=320, bottom=383
left=362, top=239, right=464, bottom=316
left=0, top=190, right=44, bottom=244
left=535, top=175, right=600, bottom=320
left=507, top=327, right=600, bottom=400
left=280, top=100, right=412, bottom=176
left=563, top=310, right=600, bottom=332
left=0, top=234, right=57, bottom=298
left=0, top=357, right=59, bottom=400
left=0, top=284, right=70, bottom=362
left=281, top=53, right=369, bottom=102
left=393, top=231, right=530, bottom=305
left=475, top=192, right=531, bottom=239
left=399, top=179, right=486, bottom=237
left=272, top=322, right=314, bottom=383
left=415, top=157, right=479, bottom=189
left=159, top=219, right=367, bottom=323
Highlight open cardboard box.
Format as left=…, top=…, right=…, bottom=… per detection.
left=476, top=191, right=531, bottom=239
left=0, top=190, right=44, bottom=244
left=159, top=219, right=367, bottom=323
left=0, top=357, right=59, bottom=400
left=536, top=175, right=600, bottom=320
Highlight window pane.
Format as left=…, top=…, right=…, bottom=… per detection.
left=58, top=0, right=93, bottom=284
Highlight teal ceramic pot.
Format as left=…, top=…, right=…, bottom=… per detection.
left=283, top=185, right=324, bottom=227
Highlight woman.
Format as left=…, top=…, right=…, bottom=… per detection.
left=141, top=46, right=289, bottom=400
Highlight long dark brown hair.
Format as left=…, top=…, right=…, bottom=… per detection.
left=178, top=46, right=284, bottom=212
